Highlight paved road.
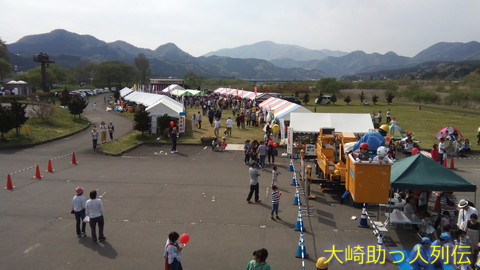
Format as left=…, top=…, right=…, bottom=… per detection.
left=1, top=94, right=479, bottom=270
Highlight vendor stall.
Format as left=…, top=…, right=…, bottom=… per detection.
left=287, top=113, right=374, bottom=158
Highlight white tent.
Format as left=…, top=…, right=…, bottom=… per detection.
left=146, top=96, right=184, bottom=117
left=120, top=87, right=134, bottom=97
left=289, top=113, right=374, bottom=133
left=162, top=84, right=184, bottom=93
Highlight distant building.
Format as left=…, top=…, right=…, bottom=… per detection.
left=4, top=80, right=32, bottom=95
left=150, top=78, right=184, bottom=91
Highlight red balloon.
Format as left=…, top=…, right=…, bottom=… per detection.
left=269, top=140, right=274, bottom=145
left=170, top=121, right=174, bottom=127
left=385, top=136, right=391, bottom=141
left=273, top=143, right=277, bottom=148
left=412, top=148, right=418, bottom=155
left=179, top=233, right=190, bottom=244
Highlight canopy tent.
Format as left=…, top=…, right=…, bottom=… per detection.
left=146, top=95, right=184, bottom=117
left=289, top=113, right=374, bottom=133
left=213, top=88, right=258, bottom=100
left=120, top=87, right=134, bottom=97
left=161, top=84, right=184, bottom=93
left=390, top=154, right=476, bottom=192
left=258, top=97, right=312, bottom=121
left=388, top=124, right=406, bottom=139
left=272, top=103, right=311, bottom=121
left=121, top=89, right=184, bottom=112
left=436, top=126, right=464, bottom=141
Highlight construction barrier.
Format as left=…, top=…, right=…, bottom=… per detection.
left=3, top=152, right=78, bottom=190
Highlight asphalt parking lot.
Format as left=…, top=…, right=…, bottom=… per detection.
left=4, top=143, right=480, bottom=269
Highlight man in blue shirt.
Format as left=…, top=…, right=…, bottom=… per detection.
left=351, top=125, right=389, bottom=157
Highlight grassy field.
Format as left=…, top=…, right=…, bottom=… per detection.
left=304, top=99, right=479, bottom=151
left=100, top=106, right=267, bottom=154
left=2, top=95, right=478, bottom=155
left=0, top=106, right=90, bottom=148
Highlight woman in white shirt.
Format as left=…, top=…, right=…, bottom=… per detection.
left=85, top=190, right=106, bottom=242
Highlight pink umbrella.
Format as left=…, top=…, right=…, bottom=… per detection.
left=436, top=126, right=464, bottom=140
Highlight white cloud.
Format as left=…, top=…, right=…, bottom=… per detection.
left=1, top=0, right=479, bottom=57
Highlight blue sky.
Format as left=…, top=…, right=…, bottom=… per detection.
left=2, top=0, right=479, bottom=57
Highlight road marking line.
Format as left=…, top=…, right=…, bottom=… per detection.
left=24, top=243, right=40, bottom=254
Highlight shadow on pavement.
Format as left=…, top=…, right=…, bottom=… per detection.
left=78, top=238, right=118, bottom=259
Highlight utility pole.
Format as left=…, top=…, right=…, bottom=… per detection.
left=33, top=52, right=55, bottom=92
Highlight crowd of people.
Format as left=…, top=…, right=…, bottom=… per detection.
left=405, top=191, right=480, bottom=269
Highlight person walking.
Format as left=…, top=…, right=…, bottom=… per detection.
left=91, top=126, right=99, bottom=150
left=438, top=137, right=446, bottom=165
left=270, top=185, right=282, bottom=221
left=257, top=141, right=267, bottom=170
left=85, top=190, right=106, bottom=243
left=208, top=107, right=215, bottom=127
left=196, top=111, right=202, bottom=129
left=246, top=162, right=261, bottom=203
left=246, top=248, right=271, bottom=270
left=213, top=118, right=221, bottom=137
left=244, top=140, right=252, bottom=165
left=71, top=187, right=86, bottom=237
left=99, top=121, right=107, bottom=144
left=164, top=231, right=184, bottom=270
left=169, top=123, right=178, bottom=153
left=271, top=166, right=280, bottom=187
left=191, top=113, right=197, bottom=131
left=226, top=117, right=233, bottom=136
left=107, top=121, right=115, bottom=141
left=271, top=122, right=280, bottom=142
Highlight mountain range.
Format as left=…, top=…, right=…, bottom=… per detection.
left=7, top=29, right=480, bottom=80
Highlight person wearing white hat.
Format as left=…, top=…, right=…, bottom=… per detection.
left=71, top=187, right=87, bottom=237
left=457, top=199, right=478, bottom=231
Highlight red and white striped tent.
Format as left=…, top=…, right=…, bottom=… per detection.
left=213, top=88, right=257, bottom=100
left=259, top=97, right=312, bottom=121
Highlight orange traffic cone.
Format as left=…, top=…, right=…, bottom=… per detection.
left=33, top=164, right=43, bottom=179
left=4, top=174, right=15, bottom=190
left=71, top=152, right=78, bottom=165
left=443, top=157, right=447, bottom=167
left=46, top=159, right=55, bottom=173
left=449, top=157, right=456, bottom=170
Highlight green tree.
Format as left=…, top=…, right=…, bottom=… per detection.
left=9, top=100, right=29, bottom=136
left=134, top=53, right=151, bottom=86
left=331, top=93, right=337, bottom=105
left=73, top=62, right=97, bottom=86
left=93, top=61, right=136, bottom=89
left=344, top=95, right=352, bottom=105
left=0, top=58, right=12, bottom=85
left=133, top=106, right=151, bottom=135
left=184, top=72, right=204, bottom=90
left=59, top=87, right=72, bottom=107
left=302, top=93, right=310, bottom=105
left=68, top=96, right=88, bottom=119
left=386, top=92, right=395, bottom=104
left=372, top=95, right=379, bottom=105
left=0, top=39, right=10, bottom=62
left=0, top=104, right=13, bottom=139
left=316, top=78, right=339, bottom=94
left=359, top=91, right=365, bottom=104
